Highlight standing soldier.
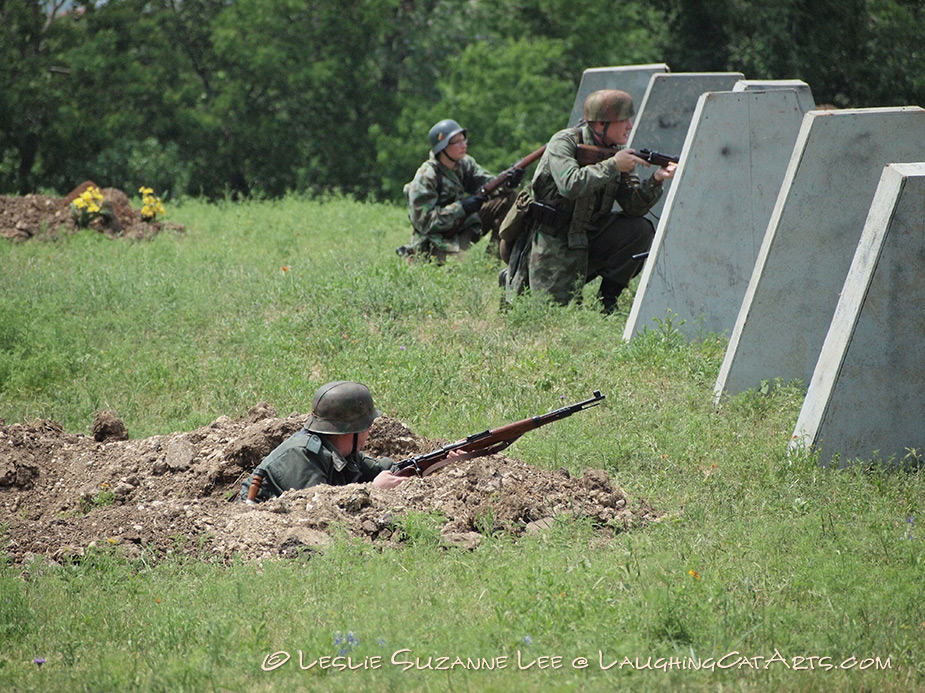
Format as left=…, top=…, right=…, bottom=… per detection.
left=401, top=119, right=523, bottom=262
left=505, top=90, right=676, bottom=312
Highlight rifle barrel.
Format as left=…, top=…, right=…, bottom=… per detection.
left=478, top=145, right=546, bottom=196
left=395, top=390, right=605, bottom=476
left=636, top=148, right=680, bottom=167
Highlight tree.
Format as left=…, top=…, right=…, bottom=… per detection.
left=4, top=0, right=919, bottom=199
left=652, top=0, right=924, bottom=108
left=0, top=1, right=72, bottom=194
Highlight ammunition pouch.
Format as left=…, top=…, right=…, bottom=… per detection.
left=528, top=201, right=572, bottom=231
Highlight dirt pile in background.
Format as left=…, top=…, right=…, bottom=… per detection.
left=0, top=182, right=182, bottom=241
left=0, top=406, right=658, bottom=564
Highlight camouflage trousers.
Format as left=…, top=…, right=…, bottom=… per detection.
left=405, top=190, right=516, bottom=263
left=508, top=212, right=654, bottom=308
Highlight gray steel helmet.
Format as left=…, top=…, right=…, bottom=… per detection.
left=583, top=89, right=635, bottom=122
left=428, top=119, right=466, bottom=155
left=304, top=381, right=382, bottom=434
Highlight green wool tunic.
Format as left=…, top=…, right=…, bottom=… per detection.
left=240, top=430, right=397, bottom=502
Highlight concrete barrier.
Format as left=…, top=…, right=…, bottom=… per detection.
left=625, top=72, right=745, bottom=223
left=714, top=107, right=925, bottom=398
left=732, top=79, right=815, bottom=112
left=790, top=163, right=925, bottom=466
left=624, top=89, right=809, bottom=340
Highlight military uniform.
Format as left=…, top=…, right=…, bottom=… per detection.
left=239, top=429, right=397, bottom=502
left=507, top=123, right=662, bottom=310
left=240, top=380, right=397, bottom=503
left=404, top=153, right=514, bottom=259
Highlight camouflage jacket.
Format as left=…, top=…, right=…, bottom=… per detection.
left=531, top=124, right=663, bottom=238
left=239, top=429, right=396, bottom=502
left=404, top=153, right=496, bottom=253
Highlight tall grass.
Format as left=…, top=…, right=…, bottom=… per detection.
left=1, top=194, right=923, bottom=691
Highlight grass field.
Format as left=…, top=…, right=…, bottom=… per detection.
left=1, top=195, right=923, bottom=691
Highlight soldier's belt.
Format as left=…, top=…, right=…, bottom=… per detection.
left=528, top=201, right=571, bottom=231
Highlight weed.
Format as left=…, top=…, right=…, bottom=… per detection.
left=77, top=485, right=116, bottom=514
left=388, top=511, right=447, bottom=546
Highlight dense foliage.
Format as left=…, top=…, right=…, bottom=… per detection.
left=2, top=0, right=922, bottom=199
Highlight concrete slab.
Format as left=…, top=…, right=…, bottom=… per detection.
left=568, top=64, right=669, bottom=128
left=714, top=107, right=925, bottom=398
left=626, top=72, right=745, bottom=221
left=624, top=89, right=809, bottom=340
left=732, top=79, right=816, bottom=112
left=791, top=163, right=925, bottom=466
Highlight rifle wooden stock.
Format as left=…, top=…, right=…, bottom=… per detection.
left=477, top=145, right=547, bottom=197
left=393, top=390, right=605, bottom=478
left=575, top=144, right=680, bottom=168
left=576, top=144, right=617, bottom=167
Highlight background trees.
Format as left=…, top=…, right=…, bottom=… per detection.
left=3, top=0, right=922, bottom=200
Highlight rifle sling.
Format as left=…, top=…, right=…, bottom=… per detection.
left=411, top=440, right=514, bottom=477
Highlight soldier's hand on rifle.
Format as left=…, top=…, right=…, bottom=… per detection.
left=504, top=166, right=526, bottom=188
left=613, top=148, right=645, bottom=173
left=372, top=470, right=408, bottom=489
left=461, top=194, right=488, bottom=214
left=653, top=161, right=677, bottom=183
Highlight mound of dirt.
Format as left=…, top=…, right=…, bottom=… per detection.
left=0, top=406, right=658, bottom=564
left=0, top=181, right=182, bottom=241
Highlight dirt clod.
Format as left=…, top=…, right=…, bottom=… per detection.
left=92, top=411, right=129, bottom=442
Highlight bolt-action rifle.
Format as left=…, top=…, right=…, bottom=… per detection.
left=393, top=390, right=606, bottom=478
left=576, top=144, right=679, bottom=168
left=477, top=146, right=547, bottom=197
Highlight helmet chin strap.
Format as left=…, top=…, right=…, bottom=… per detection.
left=592, top=121, right=613, bottom=147
left=440, top=150, right=460, bottom=165
left=351, top=433, right=358, bottom=456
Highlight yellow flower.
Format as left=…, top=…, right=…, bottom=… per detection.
left=139, top=185, right=166, bottom=221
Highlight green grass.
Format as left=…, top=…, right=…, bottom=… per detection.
left=1, top=194, right=923, bottom=691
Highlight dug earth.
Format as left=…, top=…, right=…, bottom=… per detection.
left=0, top=405, right=659, bottom=564
left=0, top=182, right=182, bottom=241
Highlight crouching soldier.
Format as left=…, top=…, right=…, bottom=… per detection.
left=400, top=118, right=521, bottom=263
left=240, top=381, right=408, bottom=503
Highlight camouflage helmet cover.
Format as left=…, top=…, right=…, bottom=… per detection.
left=583, top=89, right=635, bottom=122
left=304, top=381, right=382, bottom=435
left=428, top=119, right=466, bottom=155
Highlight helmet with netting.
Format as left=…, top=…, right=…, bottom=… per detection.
left=583, top=90, right=635, bottom=122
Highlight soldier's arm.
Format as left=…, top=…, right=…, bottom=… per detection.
left=461, top=155, right=496, bottom=191
left=356, top=454, right=397, bottom=482
left=546, top=132, right=620, bottom=200
left=260, top=448, right=330, bottom=496
left=406, top=165, right=467, bottom=237
left=615, top=172, right=663, bottom=216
